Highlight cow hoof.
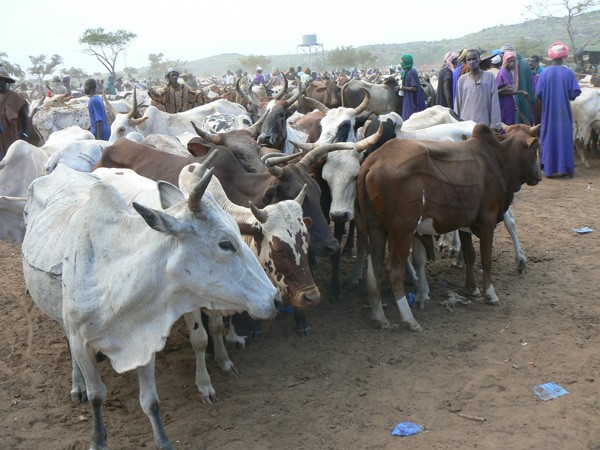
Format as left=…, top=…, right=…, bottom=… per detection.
left=486, top=298, right=501, bottom=306
left=70, top=387, right=88, bottom=404
left=374, top=319, right=391, bottom=330
left=465, top=287, right=480, bottom=297
left=296, top=326, right=312, bottom=337
left=197, top=389, right=218, bottom=404
left=516, top=261, right=528, bottom=275
left=408, top=323, right=423, bottom=332
left=221, top=362, right=240, bottom=377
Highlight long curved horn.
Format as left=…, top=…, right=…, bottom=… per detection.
left=273, top=76, right=288, bottom=100
left=236, top=77, right=252, bottom=104
left=188, top=167, right=214, bottom=214
left=249, top=201, right=269, bottom=224
left=245, top=110, right=268, bottom=138
left=190, top=121, right=222, bottom=145
left=294, top=183, right=308, bottom=205
left=263, top=152, right=302, bottom=167
left=267, top=164, right=284, bottom=178
left=303, top=96, right=329, bottom=114
left=298, top=142, right=357, bottom=168
left=128, top=85, right=138, bottom=119
left=353, top=89, right=370, bottom=115
left=246, top=84, right=261, bottom=107
left=261, top=152, right=287, bottom=163
left=354, top=123, right=384, bottom=151
left=103, top=89, right=118, bottom=116
left=285, top=86, right=300, bottom=108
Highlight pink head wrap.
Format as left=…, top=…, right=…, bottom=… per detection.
left=502, top=51, right=517, bottom=68
left=444, top=51, right=458, bottom=71
left=502, top=51, right=519, bottom=89
left=548, top=41, right=569, bottom=60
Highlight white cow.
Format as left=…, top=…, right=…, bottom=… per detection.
left=401, top=105, right=460, bottom=131
left=21, top=164, right=278, bottom=449
left=109, top=92, right=251, bottom=142
left=32, top=103, right=90, bottom=142
left=44, top=140, right=109, bottom=174
left=571, top=87, right=600, bottom=169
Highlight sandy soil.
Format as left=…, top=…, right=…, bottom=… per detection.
left=1, top=154, right=599, bottom=450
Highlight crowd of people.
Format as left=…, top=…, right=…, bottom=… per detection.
left=0, top=40, right=595, bottom=178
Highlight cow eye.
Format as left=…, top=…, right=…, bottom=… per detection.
left=218, top=240, right=236, bottom=252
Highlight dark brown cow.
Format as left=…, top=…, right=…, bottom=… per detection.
left=357, top=123, right=542, bottom=331
left=94, top=138, right=339, bottom=258
left=305, top=79, right=342, bottom=109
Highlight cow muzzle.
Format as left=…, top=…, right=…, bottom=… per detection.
left=291, top=285, right=321, bottom=309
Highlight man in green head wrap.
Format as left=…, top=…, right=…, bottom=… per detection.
left=398, top=54, right=426, bottom=120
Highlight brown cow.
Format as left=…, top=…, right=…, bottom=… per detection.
left=357, top=123, right=542, bottom=331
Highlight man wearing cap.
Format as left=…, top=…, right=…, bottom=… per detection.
left=0, top=66, right=28, bottom=160
left=148, top=68, right=205, bottom=114
left=535, top=41, right=581, bottom=178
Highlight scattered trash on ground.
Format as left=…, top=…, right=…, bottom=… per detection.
left=455, top=412, right=486, bottom=422
left=534, top=382, right=569, bottom=401
left=391, top=422, right=422, bottom=436
left=277, top=305, right=294, bottom=315
left=440, top=291, right=471, bottom=311
left=572, top=226, right=593, bottom=234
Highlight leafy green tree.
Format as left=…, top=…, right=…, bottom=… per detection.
left=122, top=66, right=138, bottom=78
left=0, top=52, right=25, bottom=80
left=238, top=55, right=272, bottom=72
left=79, top=28, right=137, bottom=78
left=147, top=53, right=187, bottom=79
left=28, top=54, right=63, bottom=89
left=326, top=46, right=358, bottom=69
left=356, top=49, right=378, bottom=68
left=526, top=0, right=600, bottom=54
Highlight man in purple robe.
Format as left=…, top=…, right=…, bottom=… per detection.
left=398, top=54, right=426, bottom=120
left=535, top=41, right=581, bottom=178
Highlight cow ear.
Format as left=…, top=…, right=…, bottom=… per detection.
left=157, top=180, right=185, bottom=209
left=303, top=217, right=313, bottom=230
left=187, top=138, right=210, bottom=157
left=132, top=202, right=180, bottom=235
left=238, top=222, right=261, bottom=238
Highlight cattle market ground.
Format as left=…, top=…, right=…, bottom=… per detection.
left=1, top=154, right=600, bottom=450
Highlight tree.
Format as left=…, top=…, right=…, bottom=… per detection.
left=326, top=46, right=359, bottom=69
left=526, top=0, right=600, bottom=54
left=0, top=52, right=25, bottom=80
left=122, top=66, right=138, bottom=78
left=28, top=54, right=63, bottom=88
left=238, top=55, right=272, bottom=72
left=356, top=49, right=378, bottom=69
left=79, top=28, right=137, bottom=78
left=147, top=53, right=187, bottom=79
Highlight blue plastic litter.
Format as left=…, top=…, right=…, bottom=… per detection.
left=408, top=293, right=416, bottom=307
left=573, top=226, right=593, bottom=234
left=391, top=422, right=422, bottom=436
left=277, top=305, right=295, bottom=315
left=534, top=382, right=569, bottom=401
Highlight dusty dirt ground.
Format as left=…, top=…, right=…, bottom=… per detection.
left=1, top=153, right=600, bottom=450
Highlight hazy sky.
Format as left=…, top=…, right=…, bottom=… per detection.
left=2, top=0, right=536, bottom=74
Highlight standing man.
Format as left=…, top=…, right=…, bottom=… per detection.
left=501, top=43, right=535, bottom=125
left=437, top=51, right=458, bottom=108
left=454, top=49, right=501, bottom=130
left=0, top=66, right=28, bottom=160
left=84, top=78, right=110, bottom=141
left=535, top=41, right=581, bottom=178
left=398, top=54, right=427, bottom=120
left=148, top=68, right=204, bottom=113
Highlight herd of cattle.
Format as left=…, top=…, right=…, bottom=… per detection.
left=2, top=73, right=599, bottom=449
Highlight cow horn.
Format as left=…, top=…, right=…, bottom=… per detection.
left=294, top=183, right=308, bottom=205
left=261, top=152, right=287, bottom=163
left=263, top=152, right=302, bottom=167
left=303, top=96, right=329, bottom=114
left=103, top=89, right=118, bottom=116
left=190, top=121, right=222, bottom=145
left=353, top=89, right=370, bottom=115
left=128, top=85, right=138, bottom=119
left=249, top=201, right=269, bottom=224
left=529, top=124, right=541, bottom=137
left=285, top=86, right=300, bottom=108
left=297, top=142, right=357, bottom=168
left=247, top=84, right=261, bottom=107
left=273, top=76, right=288, bottom=100
left=236, top=76, right=252, bottom=105
left=267, top=164, right=284, bottom=178
left=246, top=110, right=268, bottom=138
left=188, top=167, right=215, bottom=214
left=354, top=123, right=384, bottom=152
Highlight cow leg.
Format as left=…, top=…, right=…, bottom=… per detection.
left=330, top=219, right=345, bottom=303
left=208, top=315, right=239, bottom=376
left=293, top=309, right=312, bottom=336
left=346, top=229, right=365, bottom=286
left=137, top=356, right=174, bottom=450
left=458, top=231, right=480, bottom=297
left=183, top=310, right=217, bottom=404
left=411, top=237, right=430, bottom=311
left=450, top=230, right=464, bottom=268
left=366, top=227, right=390, bottom=329
left=69, top=345, right=88, bottom=403
left=503, top=207, right=527, bottom=275
left=478, top=226, right=500, bottom=305
left=342, top=220, right=356, bottom=255
left=67, top=330, right=108, bottom=450
left=576, top=137, right=591, bottom=169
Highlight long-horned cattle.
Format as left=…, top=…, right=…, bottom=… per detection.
left=21, top=164, right=279, bottom=449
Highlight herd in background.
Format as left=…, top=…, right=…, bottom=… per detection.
left=0, top=40, right=599, bottom=449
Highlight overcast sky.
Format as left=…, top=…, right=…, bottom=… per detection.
left=2, top=0, right=536, bottom=74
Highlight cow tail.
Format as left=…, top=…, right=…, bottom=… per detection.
left=356, top=166, right=370, bottom=256
left=341, top=82, right=347, bottom=108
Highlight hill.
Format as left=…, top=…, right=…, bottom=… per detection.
left=154, top=10, right=600, bottom=77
